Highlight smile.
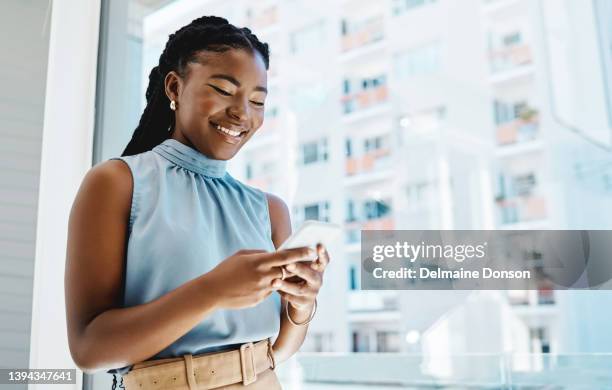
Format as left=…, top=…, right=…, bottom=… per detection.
left=210, top=121, right=247, bottom=141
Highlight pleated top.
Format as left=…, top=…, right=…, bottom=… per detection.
left=106, top=138, right=280, bottom=375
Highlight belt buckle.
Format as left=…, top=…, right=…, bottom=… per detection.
left=239, top=342, right=257, bottom=385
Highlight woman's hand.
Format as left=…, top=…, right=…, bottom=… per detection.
left=207, top=247, right=316, bottom=310
left=273, top=243, right=330, bottom=311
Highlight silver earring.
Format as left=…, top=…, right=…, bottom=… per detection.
left=170, top=100, right=176, bottom=111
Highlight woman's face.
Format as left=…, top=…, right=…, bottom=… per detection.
left=165, top=48, right=268, bottom=160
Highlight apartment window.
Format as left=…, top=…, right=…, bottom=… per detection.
left=376, top=331, right=401, bottom=352
left=529, top=327, right=551, bottom=354
left=364, top=134, right=389, bottom=152
left=352, top=331, right=371, bottom=352
left=364, top=199, right=391, bottom=219
left=349, top=265, right=357, bottom=290
left=310, top=332, right=334, bottom=352
left=503, top=31, right=522, bottom=47
left=346, top=199, right=357, bottom=222
left=395, top=42, right=441, bottom=79
left=302, top=138, right=328, bottom=165
left=343, top=79, right=351, bottom=94
left=303, top=201, right=330, bottom=222
left=345, top=138, right=353, bottom=157
left=494, top=100, right=527, bottom=125
left=512, top=173, right=536, bottom=196
left=290, top=21, right=325, bottom=54
left=392, top=0, right=437, bottom=16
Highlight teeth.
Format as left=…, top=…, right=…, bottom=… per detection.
left=215, top=124, right=242, bottom=137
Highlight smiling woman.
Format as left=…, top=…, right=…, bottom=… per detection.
left=65, top=14, right=328, bottom=390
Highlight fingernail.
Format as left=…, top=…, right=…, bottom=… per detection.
left=273, top=280, right=282, bottom=288
left=286, top=264, right=295, bottom=271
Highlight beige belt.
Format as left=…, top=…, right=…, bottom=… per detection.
left=122, top=339, right=276, bottom=389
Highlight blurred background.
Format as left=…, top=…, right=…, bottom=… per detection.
left=2, top=0, right=612, bottom=389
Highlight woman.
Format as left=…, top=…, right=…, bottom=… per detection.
left=64, top=16, right=329, bottom=389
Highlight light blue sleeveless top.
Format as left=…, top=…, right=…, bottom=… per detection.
left=107, top=138, right=280, bottom=376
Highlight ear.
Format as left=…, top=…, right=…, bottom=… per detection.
left=164, top=71, right=182, bottom=103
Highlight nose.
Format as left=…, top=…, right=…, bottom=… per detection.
left=226, top=97, right=249, bottom=123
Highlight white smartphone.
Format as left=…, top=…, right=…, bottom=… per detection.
left=277, top=220, right=342, bottom=258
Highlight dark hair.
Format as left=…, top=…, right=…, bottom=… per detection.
left=121, top=16, right=270, bottom=156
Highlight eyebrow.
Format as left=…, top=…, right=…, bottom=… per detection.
left=209, top=74, right=268, bottom=93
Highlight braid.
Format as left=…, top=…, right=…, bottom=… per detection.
left=121, top=16, right=270, bottom=156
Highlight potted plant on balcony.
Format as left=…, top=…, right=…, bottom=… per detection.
left=517, top=106, right=538, bottom=141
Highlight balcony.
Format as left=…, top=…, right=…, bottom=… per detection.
left=341, top=15, right=384, bottom=52
left=275, top=353, right=612, bottom=388
left=342, top=84, right=389, bottom=115
left=495, top=195, right=547, bottom=225
left=496, top=112, right=539, bottom=147
left=345, top=148, right=392, bottom=176
left=489, top=44, right=532, bottom=73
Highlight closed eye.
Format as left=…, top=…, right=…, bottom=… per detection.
left=250, top=101, right=265, bottom=106
left=208, top=84, right=231, bottom=96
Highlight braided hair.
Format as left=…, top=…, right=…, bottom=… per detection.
left=121, top=16, right=270, bottom=156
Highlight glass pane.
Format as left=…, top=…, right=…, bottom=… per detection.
left=94, top=0, right=612, bottom=388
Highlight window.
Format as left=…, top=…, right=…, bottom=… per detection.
left=290, top=21, right=325, bottom=54
left=376, top=331, right=401, bottom=352
left=494, top=99, right=528, bottom=125
left=346, top=199, right=357, bottom=222
left=364, top=134, right=389, bottom=152
left=302, top=201, right=330, bottom=222
left=503, top=31, right=522, bottom=47
left=310, top=332, right=334, bottom=352
left=352, top=331, right=371, bottom=352
left=349, top=265, right=357, bottom=290
left=301, top=138, right=329, bottom=165
left=392, top=0, right=437, bottom=16
left=345, top=138, right=353, bottom=157
left=395, top=42, right=441, bottom=79
left=364, top=199, right=391, bottom=219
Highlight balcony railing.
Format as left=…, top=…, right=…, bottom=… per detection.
left=345, top=148, right=391, bottom=175
left=276, top=353, right=612, bottom=388
left=489, top=44, right=533, bottom=73
left=341, top=16, right=384, bottom=52
left=496, top=113, right=539, bottom=146
left=495, top=195, right=547, bottom=224
left=342, top=84, right=389, bottom=114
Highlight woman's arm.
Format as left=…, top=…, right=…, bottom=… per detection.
left=265, top=193, right=315, bottom=364
left=65, top=160, right=225, bottom=373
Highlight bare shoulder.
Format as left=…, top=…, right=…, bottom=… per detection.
left=264, top=192, right=292, bottom=248
left=79, top=158, right=135, bottom=212
left=65, top=158, right=134, bottom=358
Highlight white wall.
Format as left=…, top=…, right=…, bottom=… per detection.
left=28, top=1, right=101, bottom=389
left=0, top=2, right=52, bottom=387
